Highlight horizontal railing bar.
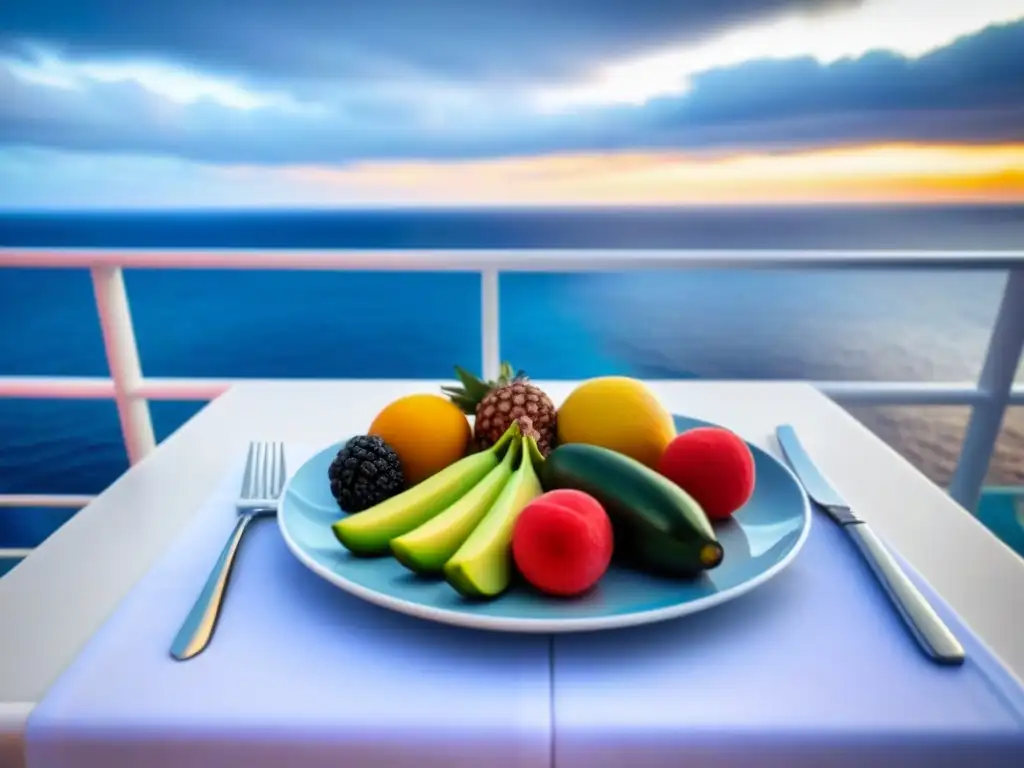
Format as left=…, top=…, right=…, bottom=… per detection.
left=813, top=382, right=1002, bottom=406
left=138, top=378, right=232, bottom=399
left=0, top=494, right=96, bottom=509
left=980, top=486, right=1024, bottom=496
left=1, top=375, right=1022, bottom=405
left=0, top=376, right=228, bottom=400
left=0, top=377, right=115, bottom=398
left=2, top=248, right=1024, bottom=272
left=0, top=548, right=33, bottom=558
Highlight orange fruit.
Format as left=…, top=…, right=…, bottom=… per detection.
left=369, top=394, right=472, bottom=485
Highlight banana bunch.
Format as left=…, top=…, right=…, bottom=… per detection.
left=331, top=421, right=544, bottom=598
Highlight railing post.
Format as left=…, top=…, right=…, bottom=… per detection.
left=90, top=266, right=156, bottom=465
left=481, top=269, right=500, bottom=380
left=948, top=268, right=1024, bottom=512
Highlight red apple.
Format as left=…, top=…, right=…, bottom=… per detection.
left=658, top=427, right=756, bottom=520
left=512, top=489, right=613, bottom=597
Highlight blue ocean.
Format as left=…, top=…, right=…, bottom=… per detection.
left=2, top=206, right=1024, bottom=557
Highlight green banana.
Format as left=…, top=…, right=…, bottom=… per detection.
left=391, top=435, right=522, bottom=574
left=332, top=422, right=520, bottom=555
left=444, top=436, right=545, bottom=599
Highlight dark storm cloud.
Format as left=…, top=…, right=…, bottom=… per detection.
left=0, top=2, right=1021, bottom=164
left=0, top=0, right=859, bottom=82
left=631, top=21, right=1024, bottom=146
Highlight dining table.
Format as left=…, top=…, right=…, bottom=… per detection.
left=2, top=379, right=1023, bottom=768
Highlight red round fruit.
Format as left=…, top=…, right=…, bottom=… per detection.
left=657, top=427, right=756, bottom=520
left=511, top=489, right=613, bottom=597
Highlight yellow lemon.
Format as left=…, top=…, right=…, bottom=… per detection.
left=369, top=394, right=472, bottom=485
left=557, top=377, right=676, bottom=468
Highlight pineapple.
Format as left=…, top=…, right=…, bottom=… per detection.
left=442, top=362, right=558, bottom=455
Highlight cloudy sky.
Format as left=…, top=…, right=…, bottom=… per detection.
left=1, top=0, right=1023, bottom=208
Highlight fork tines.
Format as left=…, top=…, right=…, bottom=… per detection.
left=241, top=441, right=287, bottom=500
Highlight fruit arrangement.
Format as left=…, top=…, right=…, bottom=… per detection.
left=325, top=364, right=757, bottom=601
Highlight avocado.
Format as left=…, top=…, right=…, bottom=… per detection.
left=391, top=436, right=521, bottom=574
left=443, top=437, right=545, bottom=599
left=540, top=442, right=723, bottom=577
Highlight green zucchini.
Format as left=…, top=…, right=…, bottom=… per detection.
left=539, top=443, right=723, bottom=577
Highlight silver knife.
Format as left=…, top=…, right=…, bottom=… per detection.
left=776, top=425, right=965, bottom=666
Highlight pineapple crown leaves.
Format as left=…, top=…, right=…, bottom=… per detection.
left=441, top=361, right=529, bottom=414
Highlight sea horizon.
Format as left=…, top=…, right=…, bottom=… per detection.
left=4, top=204, right=1024, bottom=250
left=4, top=201, right=1023, bottom=213
left=2, top=205, right=1023, bottom=551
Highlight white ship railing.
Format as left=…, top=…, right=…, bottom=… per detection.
left=1, top=248, right=1022, bottom=561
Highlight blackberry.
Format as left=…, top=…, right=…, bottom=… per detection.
left=328, top=435, right=405, bottom=513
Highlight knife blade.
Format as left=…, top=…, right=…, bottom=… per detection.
left=775, top=424, right=966, bottom=666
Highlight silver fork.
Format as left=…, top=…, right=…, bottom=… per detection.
left=170, top=441, right=287, bottom=661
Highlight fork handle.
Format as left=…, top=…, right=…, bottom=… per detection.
left=170, top=514, right=255, bottom=661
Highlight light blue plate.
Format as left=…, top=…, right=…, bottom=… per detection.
left=278, top=415, right=812, bottom=633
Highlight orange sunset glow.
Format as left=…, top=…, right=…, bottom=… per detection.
left=247, top=143, right=1024, bottom=207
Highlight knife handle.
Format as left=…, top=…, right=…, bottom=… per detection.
left=845, top=522, right=965, bottom=665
